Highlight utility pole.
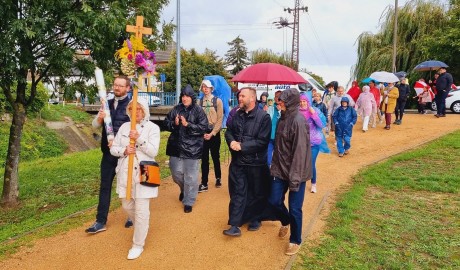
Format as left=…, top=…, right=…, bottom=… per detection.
left=392, top=0, right=398, bottom=73
left=285, top=1, right=307, bottom=71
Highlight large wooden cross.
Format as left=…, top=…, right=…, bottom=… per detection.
left=125, top=16, right=152, bottom=200
left=126, top=16, right=152, bottom=40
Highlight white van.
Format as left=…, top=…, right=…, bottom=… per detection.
left=236, top=72, right=325, bottom=100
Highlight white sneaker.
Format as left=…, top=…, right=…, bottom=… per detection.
left=127, top=247, right=144, bottom=260
left=311, top=184, right=317, bottom=193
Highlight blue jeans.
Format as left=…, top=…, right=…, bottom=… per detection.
left=268, top=178, right=306, bottom=245
left=311, top=145, right=319, bottom=184
left=336, top=135, right=351, bottom=154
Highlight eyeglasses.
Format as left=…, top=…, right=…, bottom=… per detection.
left=113, top=84, right=127, bottom=88
left=128, top=108, right=143, bottom=112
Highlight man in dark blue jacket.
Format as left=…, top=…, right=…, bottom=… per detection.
left=86, top=75, right=131, bottom=234
left=224, top=87, right=271, bottom=237
left=164, top=85, right=208, bottom=213
left=435, top=67, right=454, bottom=117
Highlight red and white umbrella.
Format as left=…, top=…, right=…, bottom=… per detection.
left=414, top=80, right=430, bottom=95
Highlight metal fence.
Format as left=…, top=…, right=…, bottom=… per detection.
left=137, top=91, right=239, bottom=107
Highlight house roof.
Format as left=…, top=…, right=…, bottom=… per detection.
left=156, top=41, right=176, bottom=64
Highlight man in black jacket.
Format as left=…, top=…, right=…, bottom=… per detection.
left=435, top=67, right=454, bottom=117
left=86, top=75, right=131, bottom=234
left=394, top=78, right=410, bottom=125
left=223, top=87, right=271, bottom=237
left=164, top=85, right=208, bottom=213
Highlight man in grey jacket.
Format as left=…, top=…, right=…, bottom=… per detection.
left=269, top=88, right=312, bottom=256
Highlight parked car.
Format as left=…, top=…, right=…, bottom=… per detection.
left=430, top=87, right=460, bottom=113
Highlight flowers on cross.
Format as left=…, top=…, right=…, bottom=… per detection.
left=115, top=36, right=156, bottom=76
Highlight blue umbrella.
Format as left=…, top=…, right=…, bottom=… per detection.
left=361, top=77, right=380, bottom=84
left=198, top=75, right=231, bottom=128
left=414, top=60, right=448, bottom=71
left=394, top=71, right=407, bottom=79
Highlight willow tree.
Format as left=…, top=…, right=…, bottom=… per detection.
left=250, top=49, right=292, bottom=68
left=352, top=0, right=447, bottom=82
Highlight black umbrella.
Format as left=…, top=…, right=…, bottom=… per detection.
left=394, top=71, right=407, bottom=79
left=414, top=60, right=448, bottom=79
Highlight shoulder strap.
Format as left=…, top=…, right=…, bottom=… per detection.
left=212, top=96, right=218, bottom=111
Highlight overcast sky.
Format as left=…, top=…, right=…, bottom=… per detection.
left=160, top=0, right=414, bottom=88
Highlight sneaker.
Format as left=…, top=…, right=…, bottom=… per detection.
left=435, top=114, right=440, bottom=118
left=384, top=126, right=390, bottom=130
left=184, top=205, right=193, bottom=213
left=248, top=221, right=261, bottom=231
left=440, top=114, right=446, bottom=117
left=393, top=120, right=398, bottom=124
left=223, top=226, right=241, bottom=237
left=85, top=222, right=106, bottom=234
left=198, top=184, right=208, bottom=193
left=278, top=225, right=289, bottom=238
left=124, top=218, right=133, bottom=228
left=127, top=247, right=144, bottom=260
left=285, top=243, right=301, bottom=256
left=215, top=178, right=222, bottom=188
left=179, top=192, right=184, bottom=202
left=338, top=153, right=344, bottom=157
left=344, top=149, right=350, bottom=155
left=311, top=184, right=317, bottom=193
left=371, top=124, right=376, bottom=128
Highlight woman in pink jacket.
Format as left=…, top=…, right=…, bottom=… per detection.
left=355, top=85, right=377, bottom=132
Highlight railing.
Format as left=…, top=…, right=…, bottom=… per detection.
left=137, top=92, right=177, bottom=106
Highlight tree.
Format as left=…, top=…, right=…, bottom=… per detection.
left=157, top=48, right=229, bottom=92
left=352, top=0, right=446, bottom=83
left=0, top=0, right=174, bottom=207
left=250, top=49, right=292, bottom=67
left=224, top=36, right=250, bottom=75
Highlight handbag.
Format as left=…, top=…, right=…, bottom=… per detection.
left=139, top=161, right=161, bottom=187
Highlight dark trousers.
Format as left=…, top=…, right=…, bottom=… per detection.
left=436, top=91, right=449, bottom=115
left=201, top=132, right=221, bottom=185
left=96, top=153, right=118, bottom=225
left=268, top=178, right=306, bottom=244
left=394, top=100, right=407, bottom=120
left=228, top=162, right=270, bottom=227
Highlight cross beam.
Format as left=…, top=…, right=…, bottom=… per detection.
left=126, top=16, right=152, bottom=40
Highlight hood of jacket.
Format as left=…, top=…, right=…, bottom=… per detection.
left=340, top=96, right=350, bottom=107
left=126, top=97, right=150, bottom=123
left=280, top=88, right=300, bottom=115
left=179, top=84, right=197, bottom=105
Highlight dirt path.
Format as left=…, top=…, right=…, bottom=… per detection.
left=2, top=113, right=459, bottom=270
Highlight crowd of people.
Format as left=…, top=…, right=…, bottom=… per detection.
left=85, top=67, right=454, bottom=260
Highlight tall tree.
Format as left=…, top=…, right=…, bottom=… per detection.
left=250, top=49, right=292, bottom=68
left=157, top=48, right=229, bottom=93
left=224, top=36, right=250, bottom=75
left=352, top=0, right=446, bottom=83
left=0, top=0, right=174, bottom=207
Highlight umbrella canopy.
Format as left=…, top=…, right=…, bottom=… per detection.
left=394, top=71, right=407, bottom=79
left=414, top=60, right=448, bottom=71
left=231, top=63, right=307, bottom=85
left=414, top=80, right=430, bottom=95
left=369, top=71, right=400, bottom=83
left=361, top=77, right=380, bottom=84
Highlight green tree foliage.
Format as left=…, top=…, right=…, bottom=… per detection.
left=250, top=49, right=292, bottom=68
left=419, top=0, right=460, bottom=78
left=352, top=0, right=447, bottom=83
left=0, top=0, right=174, bottom=206
left=157, top=48, right=229, bottom=92
left=225, top=36, right=250, bottom=75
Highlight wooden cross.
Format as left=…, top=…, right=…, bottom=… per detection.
left=126, top=16, right=152, bottom=40
left=125, top=16, right=152, bottom=200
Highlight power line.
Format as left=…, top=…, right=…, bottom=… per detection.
left=304, top=12, right=331, bottom=66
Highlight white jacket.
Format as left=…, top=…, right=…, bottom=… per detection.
left=110, top=98, right=160, bottom=199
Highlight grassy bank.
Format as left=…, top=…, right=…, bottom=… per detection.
left=296, top=130, right=460, bottom=269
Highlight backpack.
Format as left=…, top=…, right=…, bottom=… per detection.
left=200, top=96, right=218, bottom=111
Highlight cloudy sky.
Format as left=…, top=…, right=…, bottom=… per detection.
left=160, top=0, right=414, bottom=88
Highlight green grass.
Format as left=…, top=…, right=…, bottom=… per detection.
left=296, top=130, right=460, bottom=270
left=39, top=103, right=93, bottom=123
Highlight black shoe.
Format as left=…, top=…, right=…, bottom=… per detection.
left=248, top=221, right=261, bottom=231
left=179, top=192, right=184, bottom=202
left=125, top=218, right=133, bottom=228
left=440, top=114, right=446, bottom=117
left=223, top=226, right=241, bottom=237
left=184, top=205, right=192, bottom=213
left=435, top=114, right=440, bottom=118
left=215, top=178, right=222, bottom=188
left=198, top=184, right=208, bottom=193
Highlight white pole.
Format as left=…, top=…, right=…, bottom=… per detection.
left=175, top=0, right=181, bottom=104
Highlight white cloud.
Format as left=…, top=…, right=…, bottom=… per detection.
left=160, top=0, right=415, bottom=87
